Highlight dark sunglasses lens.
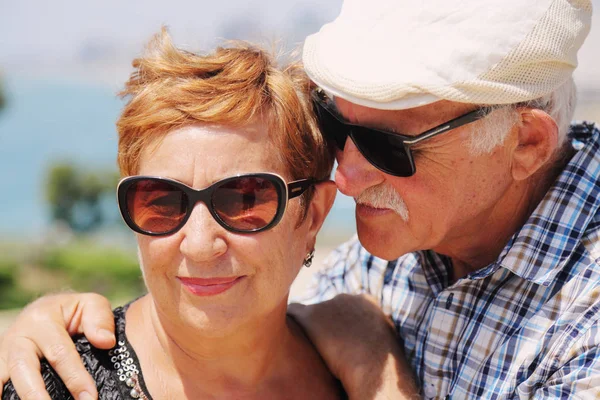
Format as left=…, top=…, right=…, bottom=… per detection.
left=313, top=100, right=348, bottom=149
left=126, top=179, right=188, bottom=234
left=213, top=177, right=280, bottom=231
left=351, top=127, right=414, bottom=177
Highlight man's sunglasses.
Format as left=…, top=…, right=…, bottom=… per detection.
left=117, top=173, right=316, bottom=236
left=312, top=88, right=492, bottom=177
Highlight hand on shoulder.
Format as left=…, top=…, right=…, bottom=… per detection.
left=0, top=292, right=115, bottom=400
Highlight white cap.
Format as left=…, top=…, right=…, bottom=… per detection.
left=303, top=0, right=593, bottom=110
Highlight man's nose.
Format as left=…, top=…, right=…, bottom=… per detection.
left=335, top=136, right=385, bottom=198
left=179, top=203, right=228, bottom=263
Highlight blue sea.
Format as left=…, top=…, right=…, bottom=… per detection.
left=0, top=76, right=356, bottom=241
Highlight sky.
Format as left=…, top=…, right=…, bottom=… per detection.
left=0, top=0, right=341, bottom=87
left=0, top=0, right=336, bottom=54
left=1, top=0, right=599, bottom=90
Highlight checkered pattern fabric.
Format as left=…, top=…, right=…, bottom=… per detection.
left=298, top=122, right=600, bottom=399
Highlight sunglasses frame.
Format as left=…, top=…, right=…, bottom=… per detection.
left=117, top=173, right=316, bottom=236
left=312, top=88, right=493, bottom=177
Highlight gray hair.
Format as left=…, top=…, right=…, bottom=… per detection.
left=468, top=77, right=577, bottom=154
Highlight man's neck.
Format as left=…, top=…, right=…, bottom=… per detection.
left=434, top=168, right=560, bottom=281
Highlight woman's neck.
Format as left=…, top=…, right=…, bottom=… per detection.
left=126, top=295, right=332, bottom=399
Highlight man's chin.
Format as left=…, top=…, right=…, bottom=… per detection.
left=356, top=220, right=412, bottom=261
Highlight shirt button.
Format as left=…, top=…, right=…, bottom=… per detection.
left=424, top=383, right=437, bottom=398
left=445, top=292, right=454, bottom=310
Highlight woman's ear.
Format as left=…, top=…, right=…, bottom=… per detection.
left=511, top=108, right=559, bottom=181
left=303, top=180, right=337, bottom=248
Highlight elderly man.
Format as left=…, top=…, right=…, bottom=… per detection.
left=1, top=0, right=597, bottom=398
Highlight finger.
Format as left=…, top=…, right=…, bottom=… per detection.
left=34, top=326, right=99, bottom=400
left=79, top=294, right=115, bottom=349
left=1, top=293, right=104, bottom=400
left=7, top=337, right=52, bottom=400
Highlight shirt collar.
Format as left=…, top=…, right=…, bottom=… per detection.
left=496, top=122, right=600, bottom=285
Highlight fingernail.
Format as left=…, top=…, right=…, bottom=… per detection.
left=98, top=329, right=115, bottom=342
left=79, top=391, right=95, bottom=400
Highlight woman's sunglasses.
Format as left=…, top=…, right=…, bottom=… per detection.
left=117, top=173, right=316, bottom=236
left=312, top=88, right=492, bottom=177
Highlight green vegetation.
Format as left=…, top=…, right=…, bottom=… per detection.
left=0, top=160, right=143, bottom=310
left=0, top=240, right=145, bottom=310
left=41, top=241, right=145, bottom=299
left=0, top=259, right=36, bottom=309
left=45, top=161, right=120, bottom=233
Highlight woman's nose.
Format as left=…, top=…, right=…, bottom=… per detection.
left=335, top=136, right=385, bottom=198
left=179, top=203, right=228, bottom=263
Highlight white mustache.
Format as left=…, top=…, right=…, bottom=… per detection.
left=355, top=184, right=409, bottom=222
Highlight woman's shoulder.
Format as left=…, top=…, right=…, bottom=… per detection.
left=2, top=305, right=130, bottom=400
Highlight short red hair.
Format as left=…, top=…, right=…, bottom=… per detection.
left=116, top=29, right=333, bottom=215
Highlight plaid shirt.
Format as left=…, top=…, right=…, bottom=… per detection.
left=300, top=122, right=600, bottom=399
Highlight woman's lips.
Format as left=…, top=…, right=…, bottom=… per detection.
left=178, top=276, right=245, bottom=296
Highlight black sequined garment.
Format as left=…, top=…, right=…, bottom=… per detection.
left=2, top=304, right=153, bottom=400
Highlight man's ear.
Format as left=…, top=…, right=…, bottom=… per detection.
left=511, top=108, right=559, bottom=181
left=303, top=180, right=337, bottom=250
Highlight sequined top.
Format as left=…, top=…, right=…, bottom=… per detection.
left=2, top=303, right=152, bottom=400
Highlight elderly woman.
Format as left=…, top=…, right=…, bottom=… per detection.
left=2, top=30, right=342, bottom=399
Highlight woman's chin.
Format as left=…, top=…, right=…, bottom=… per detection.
left=176, top=299, right=253, bottom=338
